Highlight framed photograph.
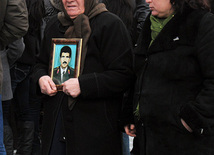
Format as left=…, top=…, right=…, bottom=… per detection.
left=49, top=38, right=82, bottom=91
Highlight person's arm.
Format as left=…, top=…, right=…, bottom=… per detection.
left=78, top=14, right=134, bottom=99
left=0, top=0, right=28, bottom=50
left=179, top=13, right=214, bottom=135
left=7, top=38, right=25, bottom=67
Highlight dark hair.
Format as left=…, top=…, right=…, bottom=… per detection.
left=60, top=46, right=72, bottom=58
left=102, top=0, right=135, bottom=31
left=171, top=0, right=210, bottom=13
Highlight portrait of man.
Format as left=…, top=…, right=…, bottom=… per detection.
left=53, top=46, right=74, bottom=84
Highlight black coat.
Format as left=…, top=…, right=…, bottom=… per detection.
left=33, top=12, right=134, bottom=155
left=133, top=7, right=214, bottom=155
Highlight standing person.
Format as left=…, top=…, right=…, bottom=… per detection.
left=9, top=0, right=45, bottom=155
left=0, top=0, right=28, bottom=154
left=33, top=0, right=134, bottom=154
left=2, top=38, right=25, bottom=155
left=124, top=0, right=214, bottom=154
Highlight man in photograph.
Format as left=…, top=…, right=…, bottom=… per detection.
left=53, top=46, right=74, bottom=84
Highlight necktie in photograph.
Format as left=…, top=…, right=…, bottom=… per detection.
left=62, top=71, right=65, bottom=82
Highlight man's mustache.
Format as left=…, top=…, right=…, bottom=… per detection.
left=63, top=61, right=67, bottom=64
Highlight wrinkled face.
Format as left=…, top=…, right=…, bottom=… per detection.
left=146, top=0, right=174, bottom=18
left=62, top=0, right=85, bottom=19
left=60, top=52, right=71, bottom=68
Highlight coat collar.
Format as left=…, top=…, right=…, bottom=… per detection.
left=135, top=6, right=207, bottom=56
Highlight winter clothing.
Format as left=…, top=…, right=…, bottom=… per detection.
left=0, top=0, right=28, bottom=50
left=134, top=0, right=149, bottom=33
left=44, top=0, right=60, bottom=24
left=132, top=5, right=214, bottom=155
left=33, top=6, right=133, bottom=155
left=0, top=1, right=28, bottom=154
left=1, top=38, right=25, bottom=101
left=50, top=0, right=62, bottom=11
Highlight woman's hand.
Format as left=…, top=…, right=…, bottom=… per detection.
left=181, top=118, right=193, bottom=132
left=124, top=124, right=136, bottom=137
left=62, top=78, right=81, bottom=98
left=39, top=75, right=57, bottom=96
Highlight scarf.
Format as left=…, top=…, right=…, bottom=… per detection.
left=58, top=0, right=108, bottom=110
left=150, top=14, right=174, bottom=46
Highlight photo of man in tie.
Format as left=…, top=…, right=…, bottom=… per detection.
left=53, top=46, right=74, bottom=85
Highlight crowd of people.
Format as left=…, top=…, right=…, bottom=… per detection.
left=1, top=0, right=214, bottom=155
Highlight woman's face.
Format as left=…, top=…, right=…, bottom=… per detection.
left=62, top=0, right=85, bottom=19
left=146, top=0, right=174, bottom=18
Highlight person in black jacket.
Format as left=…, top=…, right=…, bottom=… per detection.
left=124, top=0, right=214, bottom=154
left=33, top=0, right=134, bottom=154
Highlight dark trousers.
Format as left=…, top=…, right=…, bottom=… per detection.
left=10, top=63, right=31, bottom=121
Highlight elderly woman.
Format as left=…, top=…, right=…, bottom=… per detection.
left=33, top=0, right=133, bottom=154
left=124, top=0, right=214, bottom=154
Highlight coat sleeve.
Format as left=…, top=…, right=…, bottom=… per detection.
left=78, top=14, right=134, bottom=98
left=0, top=0, right=29, bottom=50
left=180, top=13, right=214, bottom=135
left=7, top=38, right=25, bottom=67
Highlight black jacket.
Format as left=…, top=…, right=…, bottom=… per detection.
left=33, top=12, right=134, bottom=155
left=134, top=0, right=149, bottom=33
left=133, top=7, right=214, bottom=155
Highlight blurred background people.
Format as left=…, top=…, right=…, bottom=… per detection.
left=44, top=0, right=62, bottom=23
left=0, top=0, right=28, bottom=154
left=2, top=38, right=25, bottom=155
left=124, top=0, right=214, bottom=154
left=11, top=0, right=45, bottom=154
left=3, top=0, right=45, bottom=155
